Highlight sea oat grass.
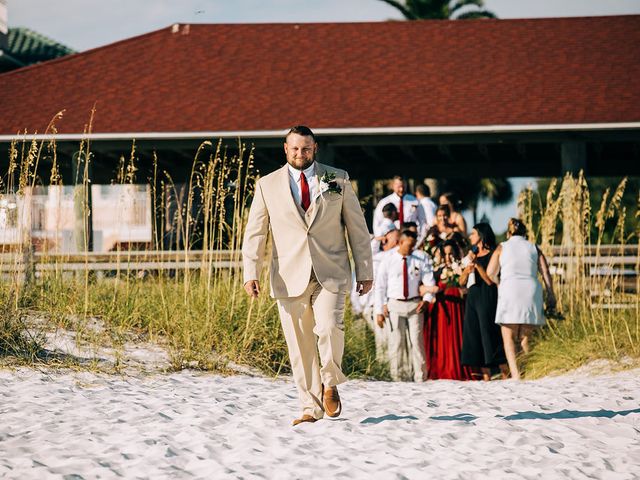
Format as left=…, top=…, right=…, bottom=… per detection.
left=518, top=174, right=639, bottom=378
left=2, top=116, right=637, bottom=378
left=7, top=273, right=387, bottom=377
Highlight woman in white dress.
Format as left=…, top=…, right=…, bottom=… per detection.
left=487, top=218, right=557, bottom=380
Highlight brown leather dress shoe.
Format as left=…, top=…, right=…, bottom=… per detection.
left=323, top=385, right=342, bottom=418
left=292, top=414, right=317, bottom=426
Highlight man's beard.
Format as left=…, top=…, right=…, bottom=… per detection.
left=288, top=155, right=315, bottom=170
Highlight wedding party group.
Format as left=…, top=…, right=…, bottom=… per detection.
left=242, top=126, right=556, bottom=425
left=352, top=180, right=557, bottom=384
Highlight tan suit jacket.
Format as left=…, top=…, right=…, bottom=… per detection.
left=242, top=162, right=373, bottom=299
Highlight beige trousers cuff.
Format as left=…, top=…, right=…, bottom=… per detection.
left=277, top=276, right=348, bottom=419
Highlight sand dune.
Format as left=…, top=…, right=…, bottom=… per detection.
left=1, top=365, right=639, bottom=479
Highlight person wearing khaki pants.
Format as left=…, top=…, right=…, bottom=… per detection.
left=242, top=126, right=373, bottom=426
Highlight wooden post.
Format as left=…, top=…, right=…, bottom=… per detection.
left=357, top=176, right=374, bottom=232
left=72, top=151, right=94, bottom=253
left=561, top=141, right=587, bottom=175
left=560, top=141, right=586, bottom=281
left=318, top=143, right=335, bottom=166
left=21, top=186, right=35, bottom=286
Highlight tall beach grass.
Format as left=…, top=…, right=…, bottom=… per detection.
left=517, top=173, right=639, bottom=377
left=0, top=121, right=385, bottom=378
left=1, top=116, right=637, bottom=379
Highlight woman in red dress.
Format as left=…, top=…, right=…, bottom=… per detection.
left=425, top=239, right=473, bottom=380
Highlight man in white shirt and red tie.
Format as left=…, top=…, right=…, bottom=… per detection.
left=373, top=176, right=428, bottom=247
left=374, top=229, right=436, bottom=382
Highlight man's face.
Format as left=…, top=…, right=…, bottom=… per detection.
left=284, top=133, right=317, bottom=170
left=398, top=235, right=416, bottom=255
left=392, top=179, right=405, bottom=197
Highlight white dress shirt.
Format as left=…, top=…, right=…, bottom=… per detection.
left=374, top=248, right=435, bottom=315
left=419, top=196, right=437, bottom=227
left=373, top=193, right=427, bottom=244
left=288, top=163, right=318, bottom=207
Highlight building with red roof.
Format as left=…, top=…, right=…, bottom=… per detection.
left=1, top=16, right=639, bottom=180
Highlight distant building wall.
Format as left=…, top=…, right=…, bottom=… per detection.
left=0, top=185, right=152, bottom=252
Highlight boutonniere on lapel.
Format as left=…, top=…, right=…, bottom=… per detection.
left=319, top=171, right=342, bottom=194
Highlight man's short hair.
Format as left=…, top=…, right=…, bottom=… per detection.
left=382, top=203, right=398, bottom=218
left=400, top=229, right=418, bottom=240
left=415, top=184, right=431, bottom=197
left=392, top=175, right=404, bottom=182
left=285, top=125, right=316, bottom=142
left=402, top=221, right=417, bottom=230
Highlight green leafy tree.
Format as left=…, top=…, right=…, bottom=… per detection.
left=378, top=0, right=496, bottom=20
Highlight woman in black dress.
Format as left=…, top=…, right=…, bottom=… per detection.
left=460, top=223, right=508, bottom=381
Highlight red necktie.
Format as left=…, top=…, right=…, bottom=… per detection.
left=300, top=172, right=311, bottom=212
left=402, top=256, right=409, bottom=299
left=398, top=195, right=404, bottom=226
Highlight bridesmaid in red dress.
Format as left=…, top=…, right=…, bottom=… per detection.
left=425, top=240, right=473, bottom=380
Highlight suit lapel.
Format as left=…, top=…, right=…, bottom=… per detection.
left=279, top=164, right=308, bottom=230
left=307, top=162, right=325, bottom=228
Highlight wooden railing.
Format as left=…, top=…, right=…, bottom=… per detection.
left=0, top=245, right=637, bottom=284
left=0, top=250, right=242, bottom=276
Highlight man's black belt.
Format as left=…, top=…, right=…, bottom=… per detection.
left=394, top=297, right=421, bottom=302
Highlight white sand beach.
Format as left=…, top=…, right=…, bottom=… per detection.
left=1, top=362, right=639, bottom=479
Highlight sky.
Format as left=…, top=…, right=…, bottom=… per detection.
left=7, top=0, right=639, bottom=233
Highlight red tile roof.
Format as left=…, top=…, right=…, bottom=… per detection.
left=1, top=16, right=639, bottom=136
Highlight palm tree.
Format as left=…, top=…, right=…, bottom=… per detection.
left=378, top=0, right=496, bottom=20
left=435, top=177, right=513, bottom=226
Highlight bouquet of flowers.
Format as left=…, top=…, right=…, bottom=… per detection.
left=426, top=228, right=449, bottom=259
left=438, top=260, right=463, bottom=288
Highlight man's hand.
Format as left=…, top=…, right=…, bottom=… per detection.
left=416, top=300, right=427, bottom=314
left=376, top=314, right=385, bottom=328
left=356, top=280, right=373, bottom=296
left=244, top=280, right=260, bottom=298
left=383, top=304, right=389, bottom=318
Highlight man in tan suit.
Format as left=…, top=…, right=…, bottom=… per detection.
left=242, top=125, right=373, bottom=426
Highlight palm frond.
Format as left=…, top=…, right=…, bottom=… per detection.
left=449, top=0, right=485, bottom=17
left=454, top=9, right=497, bottom=19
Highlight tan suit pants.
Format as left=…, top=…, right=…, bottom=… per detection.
left=363, top=306, right=390, bottom=363
left=387, top=299, right=427, bottom=383
left=276, top=274, right=348, bottom=419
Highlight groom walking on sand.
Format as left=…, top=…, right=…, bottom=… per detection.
left=242, top=126, right=373, bottom=426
